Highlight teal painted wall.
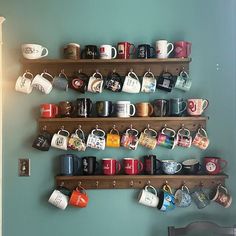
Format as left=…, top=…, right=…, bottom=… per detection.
left=1, top=0, right=235, bottom=235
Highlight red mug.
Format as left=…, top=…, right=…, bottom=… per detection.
left=117, top=42, right=135, bottom=59
left=69, top=187, right=89, bottom=208
left=40, top=103, right=58, bottom=118
left=204, top=157, right=227, bottom=175
left=102, top=158, right=121, bottom=175
left=174, top=41, right=191, bottom=58
left=123, top=158, right=143, bottom=175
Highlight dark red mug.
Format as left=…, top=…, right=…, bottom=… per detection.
left=40, top=103, right=58, bottom=118
left=102, top=158, right=121, bottom=175
left=117, top=42, right=135, bottom=59
left=174, top=41, right=191, bottom=58
left=204, top=157, right=227, bottom=175
left=123, top=158, right=143, bottom=175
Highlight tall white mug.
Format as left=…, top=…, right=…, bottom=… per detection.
left=99, top=44, right=117, bottom=59
left=115, top=101, right=136, bottom=117
left=156, top=40, right=174, bottom=59
left=22, top=44, right=48, bottom=59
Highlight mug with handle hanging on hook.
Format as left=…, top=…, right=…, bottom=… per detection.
left=32, top=126, right=52, bottom=151
left=174, top=68, right=192, bottom=91
left=192, top=127, right=210, bottom=150
left=157, top=126, right=177, bottom=149
left=175, top=184, right=192, bottom=207
left=176, top=125, right=192, bottom=148
left=141, top=70, right=156, bottom=93
left=106, top=126, right=120, bottom=148
left=122, top=70, right=141, bottom=93
left=156, top=70, right=176, bottom=92
left=105, top=70, right=123, bottom=92
left=86, top=127, right=106, bottom=150
left=51, top=128, right=70, bottom=150
left=191, top=183, right=210, bottom=209
left=68, top=127, right=86, bottom=151
left=87, top=71, right=104, bottom=93
left=15, top=70, right=34, bottom=94
left=138, top=184, right=159, bottom=208
left=69, top=70, right=89, bottom=93
left=139, top=126, right=157, bottom=150
left=121, top=127, right=139, bottom=150
left=52, top=70, right=69, bottom=91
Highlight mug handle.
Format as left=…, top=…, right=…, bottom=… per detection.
left=129, top=43, right=136, bottom=55
left=155, top=159, right=162, bottom=171
left=41, top=72, right=54, bottom=82
left=181, top=185, right=190, bottom=194
left=179, top=101, right=187, bottom=113
left=111, top=46, right=117, bottom=59
left=23, top=71, right=34, bottom=80
left=202, top=99, right=209, bottom=111
left=219, top=158, right=227, bottom=170
left=116, top=161, right=121, bottom=174
left=162, top=184, right=173, bottom=194
left=148, top=103, right=154, bottom=116
left=150, top=46, right=156, bottom=58
left=218, top=184, right=228, bottom=194
left=138, top=160, right=144, bottom=173
left=129, top=104, right=136, bottom=116
left=145, top=185, right=157, bottom=196
left=162, top=127, right=176, bottom=137
left=52, top=104, right=59, bottom=116
left=175, top=163, right=182, bottom=173
left=167, top=43, right=174, bottom=56
left=143, top=71, right=155, bottom=79
left=41, top=47, right=49, bottom=58
left=58, top=129, right=70, bottom=137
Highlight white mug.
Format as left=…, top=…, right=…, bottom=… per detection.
left=99, top=44, right=117, bottom=59
left=141, top=71, right=156, bottom=93
left=122, top=71, right=141, bottom=93
left=48, top=190, right=69, bottom=210
left=87, top=71, right=104, bottom=93
left=22, top=44, right=48, bottom=59
left=138, top=185, right=159, bottom=208
left=15, top=71, right=33, bottom=94
left=51, top=129, right=70, bottom=150
left=86, top=128, right=106, bottom=150
left=115, top=101, right=136, bottom=117
left=156, top=40, right=174, bottom=59
left=31, top=72, right=53, bottom=94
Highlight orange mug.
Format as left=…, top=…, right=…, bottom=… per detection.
left=106, top=127, right=120, bottom=148
left=69, top=187, right=89, bottom=208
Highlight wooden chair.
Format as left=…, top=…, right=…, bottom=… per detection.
left=168, top=221, right=236, bottom=236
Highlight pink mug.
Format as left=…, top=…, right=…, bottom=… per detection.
left=102, top=158, right=121, bottom=175
left=123, top=158, right=143, bottom=175
left=187, top=99, right=209, bottom=116
left=174, top=41, right=191, bottom=58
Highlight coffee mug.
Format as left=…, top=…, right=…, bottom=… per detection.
left=64, top=43, right=80, bottom=60
left=32, top=131, right=52, bottom=151
left=22, top=43, right=48, bottom=59
left=170, top=98, right=187, bottom=116
left=174, top=70, right=192, bottom=92
left=143, top=155, right=162, bottom=175
left=135, top=102, right=154, bottom=117
left=192, top=127, right=210, bottom=150
left=137, top=44, right=155, bottom=59
left=87, top=71, right=104, bottom=93
left=153, top=99, right=170, bottom=117
left=174, top=41, right=191, bottom=58
left=175, top=185, right=192, bottom=208
left=121, top=128, right=139, bottom=150
left=82, top=156, right=99, bottom=175
left=176, top=126, right=192, bottom=148
left=59, top=154, right=80, bottom=176
left=81, top=45, right=99, bottom=59
left=86, top=128, right=106, bottom=150
left=76, top=98, right=93, bottom=117
left=161, top=160, right=182, bottom=175
left=157, top=184, right=175, bottom=212
left=138, top=185, right=159, bottom=208
left=52, top=71, right=68, bottom=91
left=182, top=159, right=201, bottom=175
left=157, top=127, right=177, bottom=149
left=96, top=101, right=114, bottom=117
left=102, top=158, right=121, bottom=175
left=117, top=41, right=135, bottom=59
left=99, top=44, right=117, bottom=59
left=123, top=158, right=143, bottom=175
left=191, top=186, right=210, bottom=209
left=104, top=71, right=123, bottom=92
left=115, top=101, right=136, bottom=117
left=156, top=71, right=175, bottom=92
left=48, top=189, right=69, bottom=210
left=187, top=99, right=209, bottom=116
left=156, top=40, right=174, bottom=59
left=210, top=184, right=232, bottom=208
left=40, top=103, right=58, bottom=118
left=51, top=129, right=70, bottom=150
left=106, top=127, right=120, bottom=148
left=31, top=72, right=53, bottom=94
left=15, top=71, right=33, bottom=94
left=68, top=72, right=88, bottom=93
left=141, top=71, right=156, bottom=93
left=69, top=186, right=89, bottom=208
left=58, top=101, right=75, bottom=117
left=68, top=128, right=86, bottom=151
left=122, top=71, right=141, bottom=93
left=139, top=128, right=157, bottom=150
left=203, top=157, right=227, bottom=175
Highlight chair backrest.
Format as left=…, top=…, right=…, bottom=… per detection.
left=168, top=221, right=236, bottom=236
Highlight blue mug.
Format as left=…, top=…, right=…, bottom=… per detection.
left=59, top=154, right=81, bottom=176
left=175, top=185, right=192, bottom=207
left=157, top=184, right=175, bottom=212
left=161, top=160, right=182, bottom=175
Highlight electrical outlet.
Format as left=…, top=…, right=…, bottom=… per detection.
left=18, top=159, right=30, bottom=176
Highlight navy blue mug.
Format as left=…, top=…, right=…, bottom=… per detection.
left=59, top=154, right=81, bottom=176
left=137, top=44, right=155, bottom=59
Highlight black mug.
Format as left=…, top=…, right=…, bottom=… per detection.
left=76, top=98, right=93, bottom=117
left=170, top=98, right=187, bottom=117
left=82, top=156, right=99, bottom=175
left=156, top=71, right=176, bottom=92
left=104, top=72, right=123, bottom=92
left=81, top=45, right=99, bottom=59
left=182, top=159, right=201, bottom=174
left=96, top=101, right=114, bottom=117
left=137, top=44, right=155, bottom=59
left=153, top=99, right=170, bottom=117
left=68, top=72, right=88, bottom=93
left=32, top=131, right=52, bottom=151
left=143, top=155, right=162, bottom=175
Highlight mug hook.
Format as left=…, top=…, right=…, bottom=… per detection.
left=112, top=68, right=116, bottom=73
left=130, top=68, right=134, bottom=73
left=60, top=125, right=65, bottom=130
left=95, top=125, right=99, bottom=130
left=60, top=181, right=64, bottom=187
left=42, top=125, right=47, bottom=131
left=130, top=124, right=133, bottom=130
left=43, top=69, right=48, bottom=73
left=147, top=124, right=150, bottom=130
left=147, top=180, right=151, bottom=186
left=78, top=69, right=82, bottom=74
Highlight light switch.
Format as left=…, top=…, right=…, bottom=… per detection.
left=18, top=159, right=30, bottom=176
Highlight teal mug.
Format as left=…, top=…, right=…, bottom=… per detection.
left=53, top=71, right=68, bottom=91
left=170, top=98, right=187, bottom=116
left=157, top=184, right=175, bottom=212
left=174, top=70, right=192, bottom=92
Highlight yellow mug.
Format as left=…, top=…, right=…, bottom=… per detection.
left=106, top=127, right=120, bottom=148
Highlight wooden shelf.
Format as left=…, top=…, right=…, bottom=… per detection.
left=39, top=116, right=207, bottom=134
left=21, top=58, right=191, bottom=76
left=56, top=174, right=228, bottom=190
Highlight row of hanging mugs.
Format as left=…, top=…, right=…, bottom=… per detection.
left=32, top=125, right=210, bottom=152
left=40, top=98, right=208, bottom=118
left=15, top=68, right=191, bottom=95
left=48, top=183, right=232, bottom=211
